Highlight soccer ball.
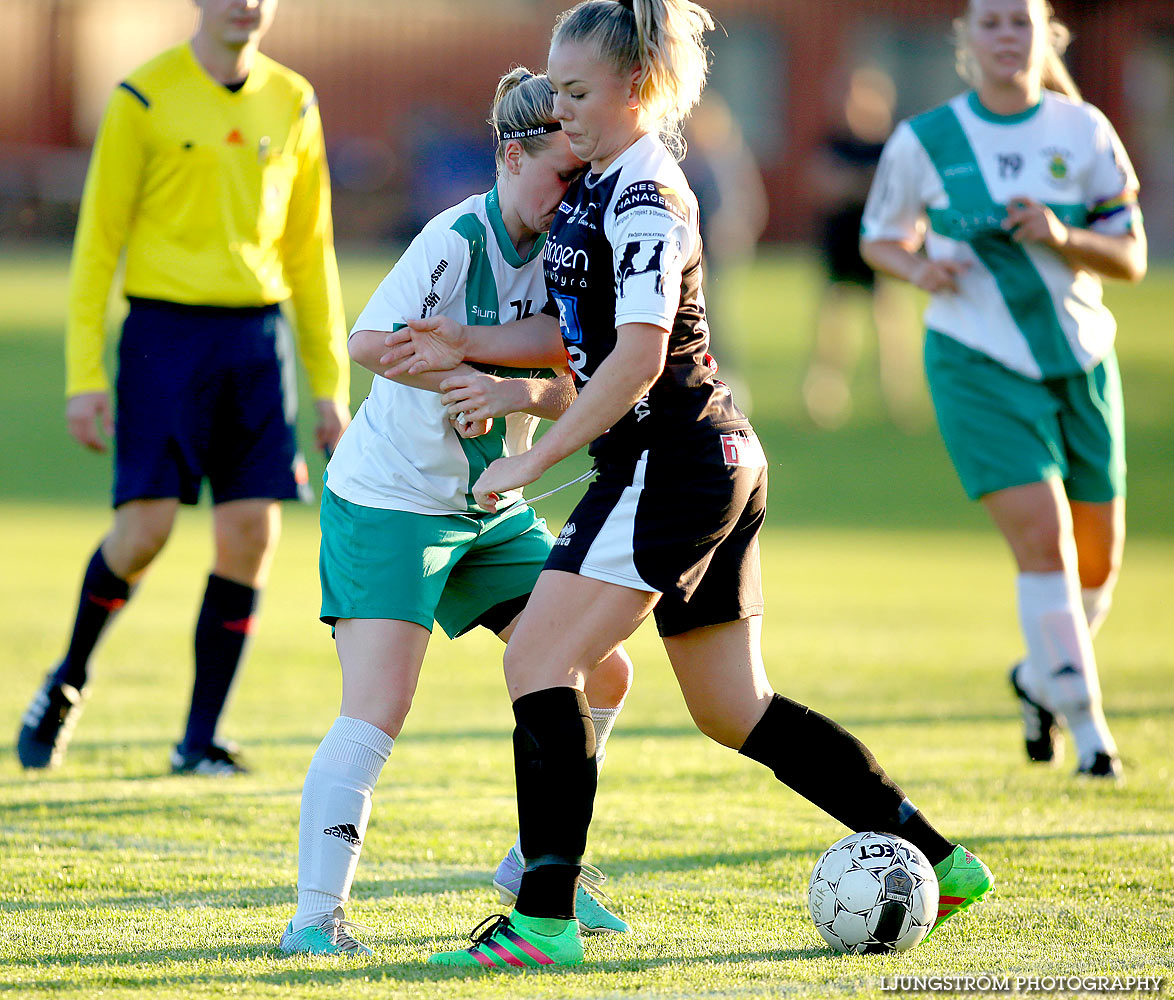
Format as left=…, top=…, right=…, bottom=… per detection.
left=807, top=831, right=938, bottom=954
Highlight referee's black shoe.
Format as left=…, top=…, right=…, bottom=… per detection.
left=17, top=672, right=85, bottom=769
left=1009, top=662, right=1059, bottom=763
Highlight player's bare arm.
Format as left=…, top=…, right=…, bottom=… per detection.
left=472, top=323, right=667, bottom=512
left=861, top=238, right=969, bottom=294
left=439, top=371, right=576, bottom=423
left=1003, top=198, right=1148, bottom=283
left=381, top=312, right=565, bottom=375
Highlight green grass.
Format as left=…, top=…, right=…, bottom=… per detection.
left=1, top=246, right=1172, bottom=998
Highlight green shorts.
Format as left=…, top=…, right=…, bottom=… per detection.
left=925, top=330, right=1125, bottom=502
left=319, top=488, right=555, bottom=638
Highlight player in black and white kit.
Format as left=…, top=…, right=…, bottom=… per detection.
left=388, top=0, right=992, bottom=969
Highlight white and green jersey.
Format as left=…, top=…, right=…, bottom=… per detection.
left=861, top=90, right=1140, bottom=380
left=326, top=187, right=553, bottom=514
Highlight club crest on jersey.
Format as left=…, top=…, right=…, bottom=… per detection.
left=617, top=240, right=666, bottom=297
left=614, top=181, right=688, bottom=222
left=720, top=433, right=766, bottom=468
left=1043, top=147, right=1072, bottom=183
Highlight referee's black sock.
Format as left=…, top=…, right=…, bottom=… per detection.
left=739, top=693, right=954, bottom=866
left=512, top=687, right=597, bottom=920
left=53, top=546, right=132, bottom=691
left=181, top=574, right=258, bottom=753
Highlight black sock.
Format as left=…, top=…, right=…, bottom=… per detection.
left=739, top=693, right=954, bottom=866
left=180, top=574, right=258, bottom=753
left=512, top=687, right=596, bottom=920
left=53, top=546, right=132, bottom=690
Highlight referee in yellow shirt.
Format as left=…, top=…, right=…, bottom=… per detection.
left=17, top=0, right=350, bottom=775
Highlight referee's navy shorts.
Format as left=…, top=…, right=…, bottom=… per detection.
left=544, top=437, right=768, bottom=637
left=113, top=297, right=308, bottom=508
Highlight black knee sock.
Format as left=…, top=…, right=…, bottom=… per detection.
left=53, top=546, right=132, bottom=690
left=512, top=687, right=597, bottom=920
left=180, top=575, right=258, bottom=753
left=739, top=693, right=954, bottom=866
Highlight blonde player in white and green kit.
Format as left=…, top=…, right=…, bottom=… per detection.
left=862, top=0, right=1147, bottom=779
left=278, top=69, right=632, bottom=957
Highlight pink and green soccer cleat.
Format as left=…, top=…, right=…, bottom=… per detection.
left=928, top=844, right=994, bottom=937
left=427, top=912, right=583, bottom=968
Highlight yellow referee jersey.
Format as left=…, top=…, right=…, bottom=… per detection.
left=67, top=42, right=348, bottom=404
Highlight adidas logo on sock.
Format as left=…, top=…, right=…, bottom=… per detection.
left=324, top=823, right=361, bottom=845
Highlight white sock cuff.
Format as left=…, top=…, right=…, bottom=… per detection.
left=1016, top=570, right=1075, bottom=610
left=590, top=705, right=621, bottom=746
left=315, top=716, right=394, bottom=778
left=1082, top=582, right=1115, bottom=639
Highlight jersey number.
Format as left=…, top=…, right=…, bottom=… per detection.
left=510, top=299, right=534, bottom=321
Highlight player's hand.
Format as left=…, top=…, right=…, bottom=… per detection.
left=472, top=452, right=544, bottom=513
left=910, top=257, right=968, bottom=294
left=66, top=392, right=113, bottom=452
left=1003, top=197, right=1069, bottom=249
left=452, top=413, right=492, bottom=438
left=380, top=316, right=467, bottom=376
left=314, top=398, right=350, bottom=457
left=440, top=372, right=525, bottom=422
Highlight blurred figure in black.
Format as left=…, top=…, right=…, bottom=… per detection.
left=802, top=66, right=925, bottom=430
left=683, top=93, right=768, bottom=414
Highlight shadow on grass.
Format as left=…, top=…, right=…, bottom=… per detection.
left=3, top=940, right=836, bottom=988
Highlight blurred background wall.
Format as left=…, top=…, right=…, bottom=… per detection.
left=2, top=0, right=1172, bottom=252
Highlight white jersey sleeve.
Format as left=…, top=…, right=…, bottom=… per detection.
left=349, top=228, right=470, bottom=335
left=1084, top=105, right=1141, bottom=236
left=606, top=177, right=696, bottom=331
left=860, top=122, right=933, bottom=246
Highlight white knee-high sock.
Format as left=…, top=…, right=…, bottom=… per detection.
left=293, top=715, right=394, bottom=930
left=1016, top=571, right=1117, bottom=766
left=510, top=703, right=624, bottom=860
left=1082, top=578, right=1116, bottom=640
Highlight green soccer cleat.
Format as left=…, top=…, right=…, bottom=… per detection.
left=927, top=845, right=994, bottom=937
left=493, top=847, right=630, bottom=935
left=427, top=912, right=583, bottom=968
left=278, top=906, right=373, bottom=957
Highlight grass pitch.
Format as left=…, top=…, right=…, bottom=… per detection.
left=1, top=246, right=1171, bottom=999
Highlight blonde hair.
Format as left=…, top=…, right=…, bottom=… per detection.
left=490, top=67, right=559, bottom=168
left=954, top=0, right=1081, bottom=101
left=552, top=0, right=715, bottom=159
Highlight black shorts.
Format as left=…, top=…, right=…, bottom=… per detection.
left=114, top=298, right=308, bottom=508
left=544, top=440, right=767, bottom=637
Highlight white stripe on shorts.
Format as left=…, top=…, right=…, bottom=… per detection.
left=578, top=452, right=659, bottom=593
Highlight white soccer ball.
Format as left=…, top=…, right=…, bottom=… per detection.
left=808, top=831, right=939, bottom=954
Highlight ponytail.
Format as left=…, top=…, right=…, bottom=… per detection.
left=490, top=66, right=560, bottom=167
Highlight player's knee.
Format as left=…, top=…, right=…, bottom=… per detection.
left=106, top=512, right=173, bottom=571
left=215, top=509, right=279, bottom=567
left=1077, top=553, right=1118, bottom=590
left=589, top=647, right=633, bottom=707
left=341, top=692, right=412, bottom=739
left=1010, top=521, right=1066, bottom=571
left=688, top=702, right=752, bottom=750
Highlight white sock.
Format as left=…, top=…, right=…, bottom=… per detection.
left=507, top=704, right=624, bottom=868
left=591, top=704, right=622, bottom=772
left=1017, top=571, right=1117, bottom=766
left=1082, top=578, right=1116, bottom=640
left=293, top=715, right=394, bottom=931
